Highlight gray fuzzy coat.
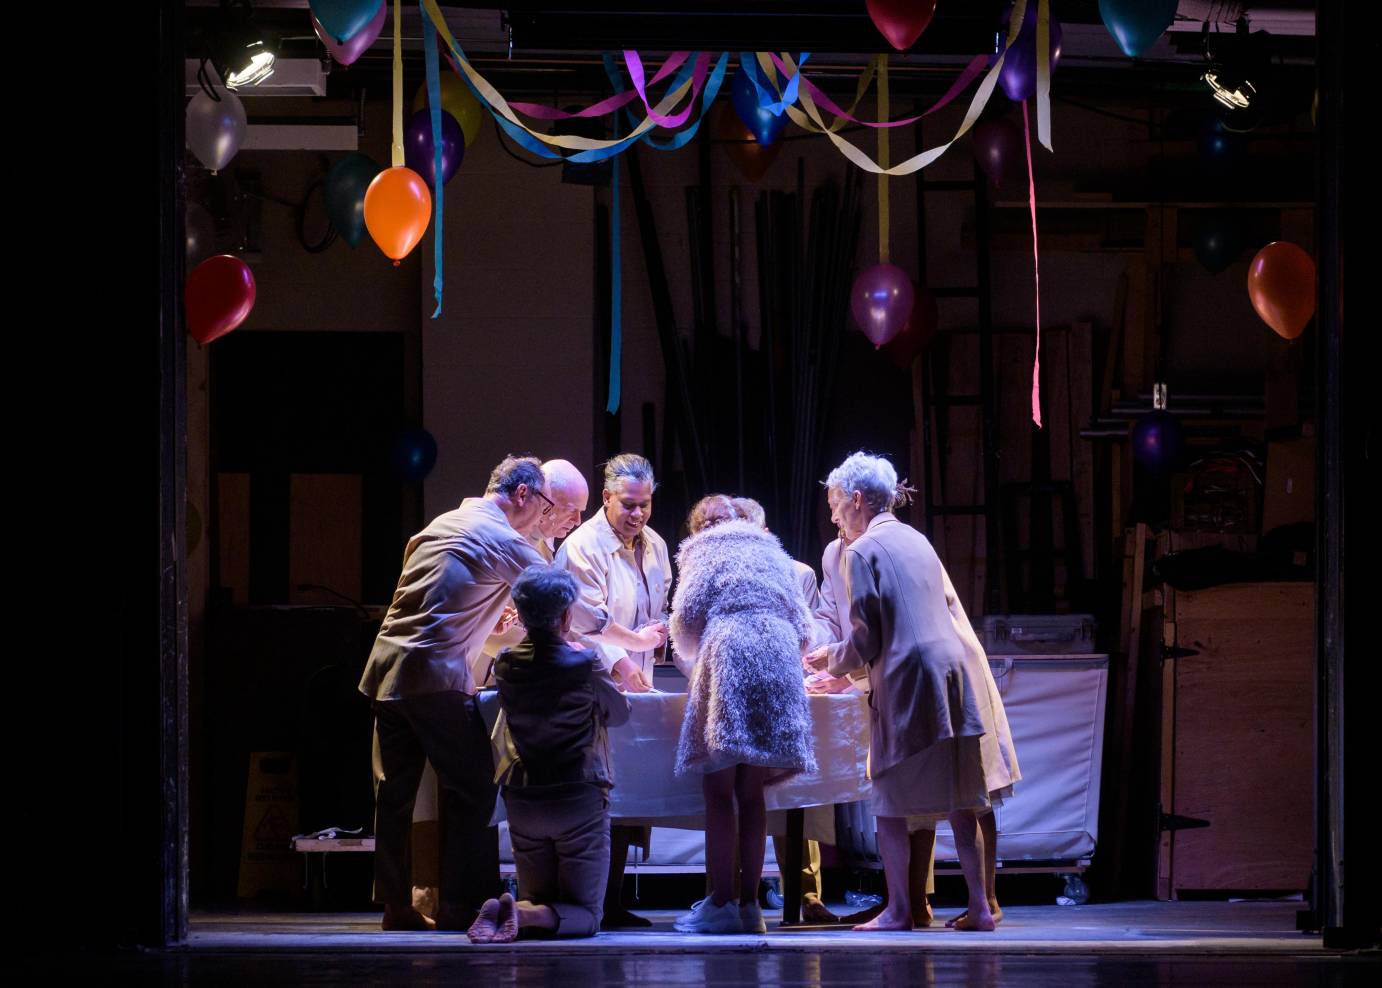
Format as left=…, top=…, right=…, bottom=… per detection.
left=670, top=520, right=818, bottom=782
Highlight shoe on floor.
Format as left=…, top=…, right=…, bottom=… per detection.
left=674, top=898, right=743, bottom=934
left=802, top=894, right=840, bottom=924
left=600, top=907, right=652, bottom=930
left=739, top=900, right=767, bottom=934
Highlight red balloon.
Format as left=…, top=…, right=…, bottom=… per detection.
left=185, top=254, right=256, bottom=344
left=1247, top=241, right=1316, bottom=340
left=971, top=118, right=1023, bottom=190
left=882, top=283, right=939, bottom=369
left=866, top=0, right=938, bottom=51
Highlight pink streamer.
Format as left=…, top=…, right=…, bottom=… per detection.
left=623, top=51, right=711, bottom=128
left=501, top=52, right=691, bottom=121
left=1023, top=100, right=1042, bottom=429
left=768, top=52, right=989, bottom=129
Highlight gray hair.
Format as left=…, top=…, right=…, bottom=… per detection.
left=825, top=451, right=899, bottom=513
left=731, top=497, right=767, bottom=528
left=486, top=455, right=545, bottom=497
left=603, top=452, right=656, bottom=493
left=511, top=564, right=578, bottom=632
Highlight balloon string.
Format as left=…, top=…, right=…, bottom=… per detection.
left=1023, top=99, right=1042, bottom=429
left=878, top=54, right=889, bottom=264
left=391, top=0, right=403, bottom=167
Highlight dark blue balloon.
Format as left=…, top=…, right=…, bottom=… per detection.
left=1197, top=117, right=1245, bottom=175
left=324, top=152, right=383, bottom=248
left=392, top=429, right=438, bottom=483
left=404, top=108, right=465, bottom=188
left=1194, top=212, right=1245, bottom=274
left=997, top=1, right=1063, bottom=103
left=1131, top=411, right=1183, bottom=474
left=731, top=68, right=788, bottom=147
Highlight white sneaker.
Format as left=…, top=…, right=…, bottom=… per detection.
left=673, top=897, right=743, bottom=934
left=739, top=900, right=767, bottom=933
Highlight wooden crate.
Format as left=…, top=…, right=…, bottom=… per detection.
left=1157, top=582, right=1314, bottom=897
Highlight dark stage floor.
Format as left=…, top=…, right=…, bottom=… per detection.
left=34, top=901, right=1379, bottom=985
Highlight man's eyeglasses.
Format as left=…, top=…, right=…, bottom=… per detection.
left=532, top=488, right=556, bottom=516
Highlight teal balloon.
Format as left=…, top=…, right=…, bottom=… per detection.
left=324, top=152, right=382, bottom=248
left=309, top=0, right=384, bottom=44
left=1099, top=0, right=1178, bottom=58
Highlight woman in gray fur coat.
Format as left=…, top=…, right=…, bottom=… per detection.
left=668, top=494, right=817, bottom=934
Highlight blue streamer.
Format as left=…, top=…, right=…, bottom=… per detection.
left=738, top=51, right=809, bottom=116
left=607, top=115, right=622, bottom=415
left=422, top=3, right=444, bottom=318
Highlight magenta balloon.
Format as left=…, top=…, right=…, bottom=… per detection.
left=312, top=2, right=386, bottom=67
left=972, top=117, right=1024, bottom=189
left=851, top=264, right=915, bottom=348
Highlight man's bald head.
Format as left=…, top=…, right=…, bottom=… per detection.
left=536, top=459, right=590, bottom=539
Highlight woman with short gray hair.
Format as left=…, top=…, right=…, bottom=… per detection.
left=805, top=451, right=1020, bottom=932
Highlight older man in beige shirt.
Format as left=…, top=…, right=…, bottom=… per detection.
left=360, top=456, right=556, bottom=932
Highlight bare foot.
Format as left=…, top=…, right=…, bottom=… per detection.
left=838, top=902, right=884, bottom=925
left=944, top=900, right=1002, bottom=928
left=853, top=908, right=914, bottom=932
left=911, top=897, right=934, bottom=928
left=466, top=899, right=502, bottom=943
left=382, top=904, right=436, bottom=931
left=490, top=893, right=519, bottom=944
left=802, top=894, right=840, bottom=924
left=947, top=904, right=996, bottom=932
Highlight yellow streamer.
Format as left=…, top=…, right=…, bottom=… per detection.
left=391, top=0, right=403, bottom=167
left=1036, top=0, right=1052, bottom=150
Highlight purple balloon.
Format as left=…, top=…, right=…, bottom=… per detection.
left=851, top=264, right=915, bottom=348
left=404, top=108, right=465, bottom=187
left=997, top=2, right=1063, bottom=103
left=972, top=117, right=1024, bottom=189
left=312, top=2, right=385, bottom=67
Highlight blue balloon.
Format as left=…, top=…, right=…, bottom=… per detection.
left=310, top=0, right=384, bottom=45
left=404, top=108, right=465, bottom=187
left=1197, top=117, right=1245, bottom=176
left=1099, top=0, right=1178, bottom=58
left=392, top=429, right=438, bottom=483
left=324, top=152, right=383, bottom=248
left=1131, top=411, right=1183, bottom=474
left=731, top=68, right=788, bottom=147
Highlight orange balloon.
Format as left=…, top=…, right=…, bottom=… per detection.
left=1247, top=241, right=1316, bottom=340
left=711, top=103, right=781, bottom=183
left=364, top=166, right=432, bottom=265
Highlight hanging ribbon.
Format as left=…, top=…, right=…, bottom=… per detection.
left=605, top=51, right=731, bottom=152
left=607, top=117, right=623, bottom=414
left=508, top=52, right=690, bottom=121
left=421, top=1, right=443, bottom=317
left=1023, top=100, right=1042, bottom=428
left=421, top=0, right=699, bottom=158
left=391, top=0, right=403, bottom=167
left=624, top=51, right=712, bottom=128
left=878, top=55, right=890, bottom=264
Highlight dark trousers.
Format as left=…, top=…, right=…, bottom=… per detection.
left=372, top=692, right=500, bottom=914
left=506, top=783, right=611, bottom=937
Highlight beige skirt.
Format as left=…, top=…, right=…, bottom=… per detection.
left=871, top=733, right=1014, bottom=823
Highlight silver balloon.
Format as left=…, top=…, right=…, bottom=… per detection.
left=185, top=202, right=217, bottom=268
left=186, top=90, right=246, bottom=174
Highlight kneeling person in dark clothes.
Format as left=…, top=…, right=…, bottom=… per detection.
left=468, top=564, right=632, bottom=943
